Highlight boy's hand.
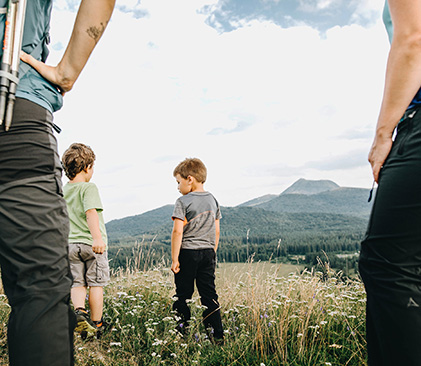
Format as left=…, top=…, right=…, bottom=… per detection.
left=171, top=260, right=180, bottom=274
left=92, top=239, right=106, bottom=254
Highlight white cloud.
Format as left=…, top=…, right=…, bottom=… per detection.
left=48, top=0, right=388, bottom=220
left=298, top=0, right=340, bottom=12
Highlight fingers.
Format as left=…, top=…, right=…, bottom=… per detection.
left=20, top=51, right=41, bottom=69
left=92, top=245, right=105, bottom=254
left=20, top=51, right=66, bottom=95
left=372, top=165, right=380, bottom=183
left=369, top=155, right=380, bottom=183
left=171, top=263, right=180, bottom=274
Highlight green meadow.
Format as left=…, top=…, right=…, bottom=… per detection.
left=0, top=261, right=367, bottom=365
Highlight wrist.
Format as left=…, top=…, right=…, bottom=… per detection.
left=56, top=61, right=77, bottom=92
left=375, top=126, right=394, bottom=141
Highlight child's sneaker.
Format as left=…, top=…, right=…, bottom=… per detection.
left=74, top=308, right=97, bottom=338
left=94, top=318, right=109, bottom=339
left=204, top=326, right=224, bottom=346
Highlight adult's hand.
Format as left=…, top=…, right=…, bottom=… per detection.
left=20, top=0, right=115, bottom=96
left=368, top=135, right=393, bottom=183
left=20, top=51, right=72, bottom=95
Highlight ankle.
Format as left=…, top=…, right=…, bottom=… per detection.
left=93, top=318, right=103, bottom=326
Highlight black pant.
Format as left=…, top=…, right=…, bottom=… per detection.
left=173, top=248, right=224, bottom=339
left=359, top=107, right=421, bottom=366
left=0, top=98, right=75, bottom=365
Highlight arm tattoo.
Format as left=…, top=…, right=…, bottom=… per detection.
left=86, top=22, right=107, bottom=44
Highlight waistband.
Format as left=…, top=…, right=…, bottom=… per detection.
left=2, top=97, right=61, bottom=133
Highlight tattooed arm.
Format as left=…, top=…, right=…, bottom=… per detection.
left=20, top=0, right=115, bottom=95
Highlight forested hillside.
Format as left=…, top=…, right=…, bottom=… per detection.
left=105, top=179, right=370, bottom=274
left=106, top=205, right=367, bottom=243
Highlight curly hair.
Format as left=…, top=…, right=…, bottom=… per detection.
left=173, top=158, right=207, bottom=183
left=62, top=143, right=96, bottom=180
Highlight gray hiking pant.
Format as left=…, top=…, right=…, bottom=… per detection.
left=0, top=98, right=75, bottom=365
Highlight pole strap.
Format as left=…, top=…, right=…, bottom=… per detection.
left=0, top=70, right=18, bottom=84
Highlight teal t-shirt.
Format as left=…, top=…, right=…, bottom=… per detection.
left=0, top=0, right=63, bottom=113
left=383, top=1, right=421, bottom=109
left=63, top=182, right=108, bottom=248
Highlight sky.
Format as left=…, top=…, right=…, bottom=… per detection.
left=49, top=0, right=389, bottom=222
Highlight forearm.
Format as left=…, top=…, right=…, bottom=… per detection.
left=214, top=234, right=220, bottom=252
left=86, top=209, right=102, bottom=241
left=214, top=219, right=220, bottom=252
left=376, top=39, right=421, bottom=137
left=55, top=0, right=115, bottom=91
left=171, top=231, right=183, bottom=262
left=376, top=0, right=421, bottom=138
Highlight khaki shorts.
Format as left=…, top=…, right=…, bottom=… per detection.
left=69, top=243, right=110, bottom=287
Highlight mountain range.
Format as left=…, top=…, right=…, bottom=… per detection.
left=106, top=178, right=373, bottom=243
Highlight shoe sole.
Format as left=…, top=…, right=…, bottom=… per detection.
left=75, top=319, right=97, bottom=336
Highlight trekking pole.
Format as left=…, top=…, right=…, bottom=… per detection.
left=5, top=0, right=26, bottom=131
left=0, top=0, right=17, bottom=127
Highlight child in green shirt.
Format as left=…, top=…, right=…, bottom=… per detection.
left=62, top=143, right=110, bottom=338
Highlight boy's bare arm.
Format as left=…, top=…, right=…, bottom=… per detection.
left=171, top=219, right=184, bottom=274
left=86, top=208, right=106, bottom=254
left=214, top=219, right=220, bottom=253
left=20, top=0, right=115, bottom=94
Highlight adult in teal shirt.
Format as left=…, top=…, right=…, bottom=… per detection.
left=0, top=1, right=115, bottom=365
left=359, top=1, right=421, bottom=365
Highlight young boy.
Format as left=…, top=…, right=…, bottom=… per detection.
left=62, top=143, right=110, bottom=338
left=171, top=158, right=224, bottom=343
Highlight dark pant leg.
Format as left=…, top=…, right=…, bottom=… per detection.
left=0, top=99, right=75, bottom=366
left=196, top=249, right=224, bottom=339
left=173, top=250, right=197, bottom=327
left=359, top=109, right=421, bottom=366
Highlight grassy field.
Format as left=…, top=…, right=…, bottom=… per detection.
left=0, top=261, right=367, bottom=365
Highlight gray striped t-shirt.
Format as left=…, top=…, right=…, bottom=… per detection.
left=172, top=192, right=222, bottom=250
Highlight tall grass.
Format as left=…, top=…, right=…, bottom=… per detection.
left=0, top=258, right=367, bottom=365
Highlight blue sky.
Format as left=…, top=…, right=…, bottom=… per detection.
left=50, top=0, right=388, bottom=221
left=200, top=0, right=380, bottom=33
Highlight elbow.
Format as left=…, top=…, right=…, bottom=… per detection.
left=172, top=228, right=183, bottom=238
left=394, top=31, right=421, bottom=54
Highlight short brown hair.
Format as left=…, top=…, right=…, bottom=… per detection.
left=62, top=143, right=96, bottom=180
left=173, top=158, right=207, bottom=183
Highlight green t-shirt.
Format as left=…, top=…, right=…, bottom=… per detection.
left=63, top=182, right=108, bottom=248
